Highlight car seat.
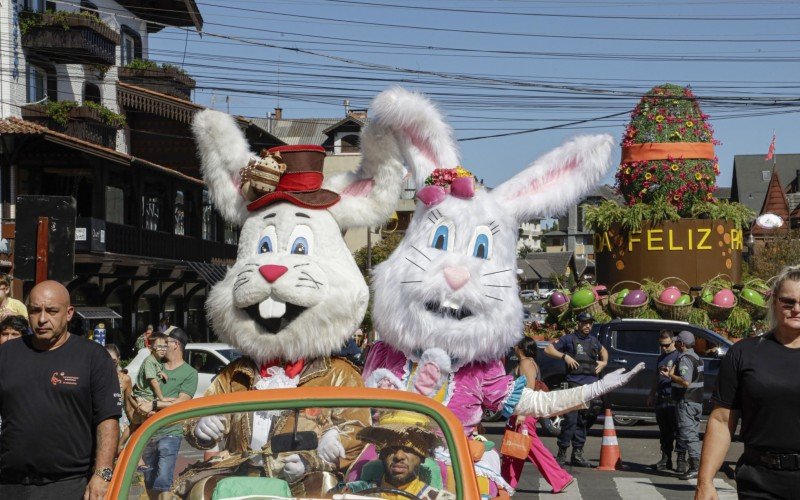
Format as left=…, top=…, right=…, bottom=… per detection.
left=210, top=477, right=291, bottom=500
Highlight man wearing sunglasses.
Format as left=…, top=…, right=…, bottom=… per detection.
left=647, top=331, right=681, bottom=472
left=665, top=330, right=704, bottom=480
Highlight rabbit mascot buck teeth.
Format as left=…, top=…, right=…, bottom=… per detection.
left=362, top=88, right=644, bottom=496
left=176, top=106, right=404, bottom=498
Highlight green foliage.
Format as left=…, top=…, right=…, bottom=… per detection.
left=689, top=201, right=755, bottom=229
left=637, top=307, right=661, bottom=320
left=517, top=243, right=534, bottom=259
left=353, top=232, right=404, bottom=275
left=41, top=100, right=126, bottom=128
left=750, top=229, right=800, bottom=281
left=617, top=83, right=720, bottom=216
left=687, top=308, right=712, bottom=329
left=20, top=9, right=105, bottom=35
left=83, top=100, right=126, bottom=128
left=725, top=307, right=752, bottom=338
left=125, top=59, right=189, bottom=76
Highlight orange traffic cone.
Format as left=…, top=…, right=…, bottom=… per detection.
left=597, top=408, right=623, bottom=471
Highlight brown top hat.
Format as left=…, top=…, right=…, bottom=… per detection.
left=246, top=145, right=341, bottom=211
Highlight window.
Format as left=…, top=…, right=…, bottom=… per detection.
left=23, top=0, right=46, bottom=12
left=613, top=329, right=662, bottom=355
left=83, top=83, right=101, bottom=104
left=188, top=351, right=226, bottom=375
left=339, top=134, right=360, bottom=153
left=202, top=190, right=216, bottom=240
left=142, top=194, right=160, bottom=231
left=762, top=170, right=771, bottom=182
left=26, top=65, right=46, bottom=103
left=79, top=0, right=98, bottom=14
left=224, top=222, right=239, bottom=245
left=120, top=27, right=142, bottom=66
left=106, top=186, right=125, bottom=224
left=174, top=190, right=185, bottom=235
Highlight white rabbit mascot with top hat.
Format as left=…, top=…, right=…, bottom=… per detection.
left=175, top=105, right=404, bottom=497
left=361, top=87, right=644, bottom=496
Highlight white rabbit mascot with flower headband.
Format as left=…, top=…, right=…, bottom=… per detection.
left=361, top=87, right=644, bottom=496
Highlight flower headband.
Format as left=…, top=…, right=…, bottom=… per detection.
left=417, top=166, right=477, bottom=207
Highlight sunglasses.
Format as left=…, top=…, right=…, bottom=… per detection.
left=659, top=343, right=672, bottom=348
left=778, top=297, right=800, bottom=309
left=154, top=345, right=168, bottom=350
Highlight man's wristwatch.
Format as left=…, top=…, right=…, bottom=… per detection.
left=152, top=399, right=158, bottom=411
left=95, top=467, right=113, bottom=482
left=561, top=353, right=567, bottom=360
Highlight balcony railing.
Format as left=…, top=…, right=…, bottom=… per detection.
left=20, top=11, right=119, bottom=66
left=21, top=104, right=119, bottom=149
left=105, top=222, right=237, bottom=262
left=118, top=67, right=195, bottom=100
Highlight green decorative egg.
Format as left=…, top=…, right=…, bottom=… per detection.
left=674, top=294, right=692, bottom=306
left=740, top=288, right=765, bottom=306
left=571, top=289, right=596, bottom=309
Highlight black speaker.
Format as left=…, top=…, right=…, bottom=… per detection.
left=14, top=196, right=76, bottom=282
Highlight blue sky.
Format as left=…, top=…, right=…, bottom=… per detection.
left=147, top=0, right=800, bottom=189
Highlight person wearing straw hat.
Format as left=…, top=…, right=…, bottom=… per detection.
left=543, top=311, right=608, bottom=467
left=339, top=411, right=454, bottom=500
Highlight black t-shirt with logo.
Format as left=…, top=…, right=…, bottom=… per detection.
left=0, top=334, right=122, bottom=477
left=712, top=333, right=800, bottom=453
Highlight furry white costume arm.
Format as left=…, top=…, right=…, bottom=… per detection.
left=514, top=363, right=645, bottom=417
left=490, top=134, right=614, bottom=222
left=364, top=368, right=404, bottom=390
left=192, top=110, right=253, bottom=226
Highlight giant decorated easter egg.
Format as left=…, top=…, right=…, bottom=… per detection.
left=659, top=288, right=681, bottom=305
left=550, top=291, right=568, bottom=307
left=740, top=288, right=765, bottom=306
left=622, top=289, right=648, bottom=306
left=570, top=289, right=595, bottom=309
left=713, top=289, right=736, bottom=308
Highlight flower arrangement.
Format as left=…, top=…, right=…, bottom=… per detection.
left=424, top=166, right=474, bottom=188
left=617, top=83, right=720, bottom=216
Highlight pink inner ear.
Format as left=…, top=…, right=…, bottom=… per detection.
left=406, top=127, right=440, bottom=169
left=514, top=157, right=578, bottom=199
left=341, top=179, right=374, bottom=197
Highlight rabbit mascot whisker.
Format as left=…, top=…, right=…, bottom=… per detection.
left=175, top=107, right=404, bottom=498
left=361, top=88, right=644, bottom=497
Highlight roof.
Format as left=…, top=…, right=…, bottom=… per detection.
left=74, top=307, right=122, bottom=319
left=731, top=154, right=800, bottom=213
left=185, top=260, right=228, bottom=285
left=518, top=258, right=556, bottom=281
left=116, top=0, right=203, bottom=31
left=586, top=184, right=624, bottom=203
left=544, top=230, right=566, bottom=236
left=321, top=116, right=366, bottom=135
left=714, top=187, right=732, bottom=200
left=0, top=117, right=203, bottom=186
left=249, top=117, right=340, bottom=146
left=752, top=168, right=791, bottom=236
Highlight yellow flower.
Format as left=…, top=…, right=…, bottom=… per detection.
left=455, top=166, right=473, bottom=178
left=686, top=121, right=694, bottom=128
left=707, top=192, right=714, bottom=199
left=655, top=115, right=665, bottom=123
left=670, top=163, right=679, bottom=171
left=624, top=168, right=631, bottom=175
left=674, top=194, right=681, bottom=200
left=645, top=172, right=652, bottom=180
left=694, top=173, right=703, bottom=181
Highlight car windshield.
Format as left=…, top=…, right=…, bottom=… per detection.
left=123, top=403, right=460, bottom=500
left=217, top=349, right=243, bottom=362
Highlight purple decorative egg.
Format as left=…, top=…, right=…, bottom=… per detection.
left=659, top=288, right=681, bottom=305
left=713, top=289, right=736, bottom=308
left=622, top=289, right=648, bottom=306
left=550, top=291, right=568, bottom=307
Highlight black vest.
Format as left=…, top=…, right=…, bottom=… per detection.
left=569, top=334, right=599, bottom=376
left=673, top=352, right=704, bottom=403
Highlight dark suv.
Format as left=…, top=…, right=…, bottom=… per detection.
left=537, top=318, right=733, bottom=426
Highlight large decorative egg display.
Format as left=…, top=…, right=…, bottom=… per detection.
left=659, top=287, right=681, bottom=305
left=550, top=291, right=568, bottom=307
left=622, top=289, right=648, bottom=306
left=570, top=289, right=596, bottom=308
left=713, top=289, right=736, bottom=308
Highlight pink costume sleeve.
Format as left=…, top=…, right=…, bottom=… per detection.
left=361, top=341, right=387, bottom=380
left=480, top=360, right=518, bottom=412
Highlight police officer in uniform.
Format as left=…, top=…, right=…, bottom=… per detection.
left=647, top=330, right=681, bottom=471
left=544, top=312, right=608, bottom=467
left=665, top=330, right=704, bottom=479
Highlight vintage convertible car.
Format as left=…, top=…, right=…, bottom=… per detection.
left=108, top=387, right=481, bottom=500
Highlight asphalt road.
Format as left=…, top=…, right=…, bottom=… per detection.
left=483, top=419, right=743, bottom=499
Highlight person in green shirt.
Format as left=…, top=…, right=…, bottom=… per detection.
left=130, top=334, right=170, bottom=428
left=140, top=327, right=198, bottom=498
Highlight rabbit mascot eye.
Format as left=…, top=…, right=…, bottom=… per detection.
left=361, top=88, right=645, bottom=495
left=176, top=105, right=404, bottom=497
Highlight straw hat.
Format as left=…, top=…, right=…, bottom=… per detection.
left=357, top=410, right=440, bottom=458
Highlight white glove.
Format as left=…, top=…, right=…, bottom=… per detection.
left=194, top=415, right=227, bottom=443
left=317, top=428, right=346, bottom=464
left=282, top=454, right=306, bottom=482
left=582, top=363, right=646, bottom=401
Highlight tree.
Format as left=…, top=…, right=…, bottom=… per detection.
left=750, top=229, right=800, bottom=280
left=353, top=232, right=404, bottom=276
left=518, top=243, right=533, bottom=259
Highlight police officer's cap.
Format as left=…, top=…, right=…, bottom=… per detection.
left=576, top=312, right=595, bottom=323
left=674, top=330, right=695, bottom=346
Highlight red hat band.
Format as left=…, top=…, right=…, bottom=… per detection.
left=275, top=171, right=324, bottom=193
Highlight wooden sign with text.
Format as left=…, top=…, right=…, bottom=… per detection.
left=595, top=219, right=743, bottom=286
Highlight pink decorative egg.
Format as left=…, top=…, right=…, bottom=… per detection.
left=713, top=289, right=736, bottom=308
left=550, top=291, right=568, bottom=307
left=622, top=289, right=648, bottom=306
left=659, top=288, right=681, bottom=305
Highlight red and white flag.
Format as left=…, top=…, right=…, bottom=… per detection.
left=765, top=132, right=776, bottom=161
